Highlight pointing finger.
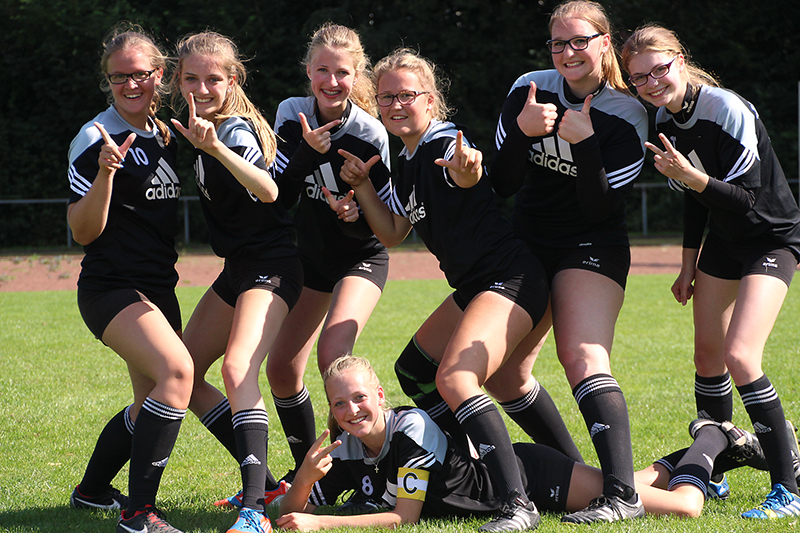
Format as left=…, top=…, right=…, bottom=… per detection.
left=363, top=154, right=381, bottom=172
left=119, top=132, right=137, bottom=155
left=644, top=141, right=667, bottom=158
left=658, top=133, right=678, bottom=155
left=299, top=113, right=311, bottom=135
left=315, top=119, right=341, bottom=134
left=187, top=93, right=197, bottom=119
left=94, top=122, right=125, bottom=161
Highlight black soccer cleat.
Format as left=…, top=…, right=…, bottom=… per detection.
left=478, top=490, right=540, bottom=532
left=689, top=419, right=768, bottom=471
left=561, top=493, right=644, bottom=524
left=70, top=485, right=128, bottom=511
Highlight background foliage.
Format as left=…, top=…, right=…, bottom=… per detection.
left=1, top=0, right=797, bottom=247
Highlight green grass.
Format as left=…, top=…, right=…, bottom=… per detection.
left=1, top=276, right=799, bottom=532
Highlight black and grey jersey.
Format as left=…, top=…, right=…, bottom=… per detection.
left=384, top=120, right=522, bottom=289
left=310, top=408, right=502, bottom=518
left=656, top=84, right=800, bottom=250
left=491, top=69, right=647, bottom=248
left=274, top=97, right=391, bottom=265
left=193, top=117, right=296, bottom=260
left=68, top=105, right=180, bottom=292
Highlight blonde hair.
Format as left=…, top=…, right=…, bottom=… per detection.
left=100, top=22, right=171, bottom=145
left=323, top=355, right=388, bottom=439
left=304, top=23, right=377, bottom=116
left=171, top=31, right=277, bottom=165
left=621, top=24, right=720, bottom=88
left=549, top=0, right=630, bottom=95
left=373, top=48, right=451, bottom=121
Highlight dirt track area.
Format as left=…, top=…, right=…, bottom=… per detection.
left=0, top=246, right=682, bottom=293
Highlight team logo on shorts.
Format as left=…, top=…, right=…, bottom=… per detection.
left=762, top=257, right=778, bottom=273
left=397, top=468, right=429, bottom=501
left=582, top=256, right=601, bottom=269
left=358, top=262, right=373, bottom=273
left=256, top=275, right=273, bottom=284
left=550, top=485, right=561, bottom=502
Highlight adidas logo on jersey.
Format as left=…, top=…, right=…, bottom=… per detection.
left=589, top=422, right=610, bottom=438
left=146, top=158, right=181, bottom=200
left=305, top=162, right=348, bottom=202
left=528, top=136, right=577, bottom=178
left=478, top=443, right=496, bottom=459
left=405, top=186, right=426, bottom=225
left=753, top=422, right=772, bottom=434
left=241, top=454, right=262, bottom=467
left=151, top=456, right=170, bottom=468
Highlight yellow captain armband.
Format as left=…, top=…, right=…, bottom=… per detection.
left=397, top=468, right=430, bottom=501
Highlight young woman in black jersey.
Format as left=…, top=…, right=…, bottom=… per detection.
left=67, top=24, right=189, bottom=533
left=170, top=31, right=302, bottom=533
left=276, top=356, right=770, bottom=530
left=489, top=0, right=648, bottom=524
left=340, top=48, right=557, bottom=532
left=622, top=24, right=800, bottom=520
left=265, top=23, right=392, bottom=484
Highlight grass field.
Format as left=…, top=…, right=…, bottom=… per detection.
left=1, top=276, right=799, bottom=532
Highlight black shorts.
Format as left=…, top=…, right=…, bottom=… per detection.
left=452, top=248, right=549, bottom=328
left=77, top=287, right=181, bottom=340
left=527, top=243, right=630, bottom=290
left=514, top=442, right=574, bottom=513
left=698, top=232, right=798, bottom=287
left=211, top=254, right=304, bottom=311
left=301, top=248, right=389, bottom=293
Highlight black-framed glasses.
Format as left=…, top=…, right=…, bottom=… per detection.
left=107, top=68, right=158, bottom=85
left=546, top=33, right=602, bottom=54
left=375, top=90, right=429, bottom=107
left=628, top=57, right=677, bottom=87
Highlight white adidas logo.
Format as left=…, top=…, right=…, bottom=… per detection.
left=146, top=157, right=181, bottom=200
left=151, top=456, right=169, bottom=468
left=753, top=422, right=772, bottom=434
left=589, top=422, right=610, bottom=438
left=478, top=443, right=496, bottom=459
left=287, top=436, right=302, bottom=444
left=241, top=454, right=262, bottom=467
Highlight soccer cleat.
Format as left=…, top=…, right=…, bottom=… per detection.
left=741, top=483, right=800, bottom=519
left=561, top=494, right=644, bottom=524
left=70, top=485, right=128, bottom=510
left=335, top=489, right=382, bottom=515
left=478, top=490, right=540, bottom=532
left=689, top=419, right=768, bottom=470
left=784, top=420, right=800, bottom=484
left=214, top=481, right=291, bottom=510
left=706, top=473, right=730, bottom=500
left=226, top=508, right=272, bottom=533
left=116, top=506, right=183, bottom=533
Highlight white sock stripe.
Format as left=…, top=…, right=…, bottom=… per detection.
left=740, top=385, right=779, bottom=407
left=273, top=387, right=310, bottom=409
left=573, top=376, right=621, bottom=404
left=142, top=398, right=186, bottom=420
left=668, top=474, right=707, bottom=495
left=501, top=382, right=540, bottom=413
left=454, top=395, right=494, bottom=424
left=124, top=405, right=135, bottom=435
left=200, top=398, right=231, bottom=427
left=694, top=379, right=733, bottom=396
left=232, top=409, right=269, bottom=428
left=427, top=401, right=452, bottom=420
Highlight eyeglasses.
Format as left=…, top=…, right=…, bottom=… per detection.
left=375, top=90, right=429, bottom=107
left=628, top=57, right=678, bottom=87
left=107, top=68, right=158, bottom=85
left=546, top=33, right=602, bottom=54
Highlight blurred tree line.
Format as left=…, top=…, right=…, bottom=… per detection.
left=0, top=0, right=797, bottom=248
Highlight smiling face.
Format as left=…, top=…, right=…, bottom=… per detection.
left=307, top=46, right=357, bottom=123
left=179, top=54, right=234, bottom=120
left=627, top=51, right=686, bottom=113
left=106, top=47, right=162, bottom=130
left=327, top=368, right=386, bottom=453
left=376, top=68, right=434, bottom=151
left=550, top=17, right=609, bottom=97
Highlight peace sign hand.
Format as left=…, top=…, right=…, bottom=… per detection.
left=338, top=149, right=381, bottom=189
left=171, top=93, right=220, bottom=153
left=322, top=187, right=359, bottom=223
left=645, top=133, right=693, bottom=183
left=557, top=94, right=594, bottom=144
left=300, top=112, right=340, bottom=154
left=435, top=130, right=483, bottom=186
left=94, top=122, right=136, bottom=177
left=516, top=81, right=558, bottom=137
left=296, top=430, right=342, bottom=485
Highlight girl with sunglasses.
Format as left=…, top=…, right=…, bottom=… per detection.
left=489, top=0, right=648, bottom=524
left=67, top=24, right=189, bottom=533
left=622, top=23, right=800, bottom=520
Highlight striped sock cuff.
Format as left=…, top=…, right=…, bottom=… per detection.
left=200, top=397, right=231, bottom=427
left=273, top=386, right=310, bottom=409
left=738, top=376, right=780, bottom=410
left=573, top=374, right=622, bottom=405
left=124, top=404, right=135, bottom=435
left=655, top=457, right=675, bottom=473
left=454, top=395, right=496, bottom=425
left=232, top=409, right=269, bottom=429
left=499, top=381, right=540, bottom=413
left=427, top=400, right=453, bottom=421
left=142, top=397, right=186, bottom=421
left=695, top=373, right=732, bottom=398
left=668, top=473, right=707, bottom=495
